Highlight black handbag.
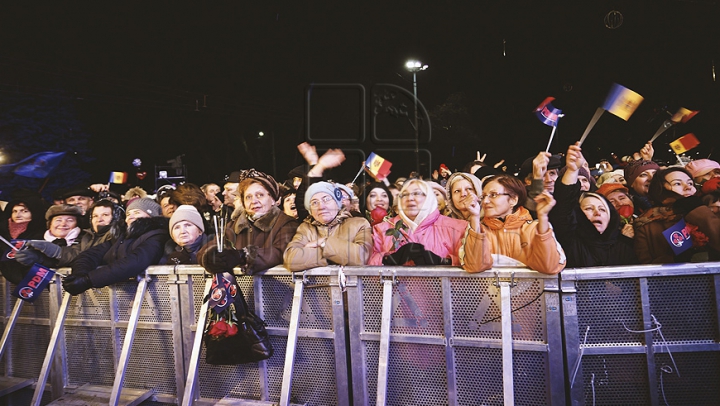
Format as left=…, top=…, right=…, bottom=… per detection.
left=204, top=273, right=273, bottom=365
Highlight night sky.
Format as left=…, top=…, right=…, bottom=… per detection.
left=1, top=2, right=718, bottom=192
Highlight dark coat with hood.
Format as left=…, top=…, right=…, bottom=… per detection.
left=71, top=216, right=170, bottom=289
left=550, top=182, right=638, bottom=268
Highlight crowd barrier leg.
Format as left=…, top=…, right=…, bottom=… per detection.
left=279, top=273, right=305, bottom=406
left=499, top=280, right=514, bottom=406
left=0, top=299, right=24, bottom=361
left=375, top=274, right=394, bottom=406
left=109, top=273, right=154, bottom=406
left=181, top=277, right=213, bottom=406
left=31, top=275, right=69, bottom=406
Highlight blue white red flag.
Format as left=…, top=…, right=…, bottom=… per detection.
left=534, top=97, right=562, bottom=127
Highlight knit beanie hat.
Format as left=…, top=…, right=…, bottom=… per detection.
left=237, top=169, right=280, bottom=201
left=558, top=166, right=596, bottom=191
left=624, top=160, right=660, bottom=188
left=169, top=205, right=205, bottom=233
left=685, top=159, right=720, bottom=179
left=305, top=182, right=343, bottom=210
left=361, top=182, right=394, bottom=212
left=127, top=198, right=162, bottom=217
left=45, top=204, right=83, bottom=227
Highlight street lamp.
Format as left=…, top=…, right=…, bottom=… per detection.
left=405, top=60, right=428, bottom=176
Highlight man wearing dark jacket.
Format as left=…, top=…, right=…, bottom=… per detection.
left=63, top=198, right=169, bottom=295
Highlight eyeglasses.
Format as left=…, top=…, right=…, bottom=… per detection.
left=310, top=195, right=334, bottom=208
left=479, top=192, right=511, bottom=200
left=399, top=191, right=426, bottom=200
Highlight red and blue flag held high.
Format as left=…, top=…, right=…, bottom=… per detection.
left=534, top=97, right=563, bottom=127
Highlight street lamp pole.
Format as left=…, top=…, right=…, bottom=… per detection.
left=405, top=60, right=428, bottom=177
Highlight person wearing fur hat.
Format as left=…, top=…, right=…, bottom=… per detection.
left=445, top=173, right=483, bottom=220
left=0, top=192, right=50, bottom=284
left=164, top=205, right=210, bottom=265
left=15, top=199, right=127, bottom=269
left=63, top=198, right=169, bottom=295
left=550, top=143, right=637, bottom=267
left=624, top=159, right=660, bottom=216
left=284, top=181, right=372, bottom=271
left=199, top=169, right=299, bottom=275
left=633, top=167, right=720, bottom=264
left=369, top=178, right=492, bottom=272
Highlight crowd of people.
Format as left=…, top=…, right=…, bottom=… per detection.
left=2, top=140, right=720, bottom=294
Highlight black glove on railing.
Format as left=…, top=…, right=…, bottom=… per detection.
left=201, top=246, right=247, bottom=274
left=62, top=274, right=93, bottom=295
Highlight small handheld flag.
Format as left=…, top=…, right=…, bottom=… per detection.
left=669, top=133, right=700, bottom=155
left=602, top=83, right=644, bottom=121
left=365, top=152, right=392, bottom=182
left=12, top=263, right=56, bottom=302
left=662, top=219, right=693, bottom=256
left=670, top=108, right=699, bottom=124
left=109, top=171, right=128, bottom=184
left=534, top=97, right=563, bottom=127
left=534, top=97, right=564, bottom=152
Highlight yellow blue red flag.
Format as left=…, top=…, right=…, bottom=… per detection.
left=602, top=83, right=643, bottom=121
left=365, top=152, right=392, bottom=181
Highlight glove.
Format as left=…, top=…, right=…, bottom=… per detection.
left=200, top=246, right=246, bottom=273
left=702, top=177, right=720, bottom=195
left=62, top=274, right=93, bottom=295
left=382, top=243, right=414, bottom=265
left=27, top=240, right=62, bottom=259
left=412, top=249, right=451, bottom=266
left=672, top=195, right=704, bottom=216
left=14, top=248, right=43, bottom=266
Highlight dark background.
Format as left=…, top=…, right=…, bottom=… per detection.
left=0, top=1, right=718, bottom=198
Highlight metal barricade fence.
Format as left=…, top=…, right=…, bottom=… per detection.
left=560, top=263, right=720, bottom=406
left=343, top=267, right=565, bottom=406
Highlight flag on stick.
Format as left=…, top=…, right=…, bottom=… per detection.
left=670, top=107, right=699, bottom=124
left=534, top=97, right=563, bottom=127
left=365, top=152, right=392, bottom=182
left=669, top=133, right=700, bottom=154
left=109, top=171, right=128, bottom=184
left=602, top=83, right=644, bottom=121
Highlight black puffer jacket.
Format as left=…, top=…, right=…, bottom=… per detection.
left=72, top=217, right=169, bottom=288
left=0, top=196, right=50, bottom=284
left=550, top=182, right=638, bottom=268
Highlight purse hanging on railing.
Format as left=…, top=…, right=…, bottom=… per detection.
left=203, top=272, right=273, bottom=365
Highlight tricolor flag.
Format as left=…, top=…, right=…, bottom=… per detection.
left=602, top=83, right=644, bottom=121
left=534, top=97, right=563, bottom=127
left=669, top=133, right=700, bottom=154
left=670, top=107, right=699, bottom=124
left=365, top=152, right=392, bottom=181
left=109, top=171, right=128, bottom=184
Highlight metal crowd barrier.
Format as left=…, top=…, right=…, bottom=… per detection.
left=344, top=267, right=564, bottom=406
left=560, top=263, right=720, bottom=406
left=2, top=262, right=718, bottom=405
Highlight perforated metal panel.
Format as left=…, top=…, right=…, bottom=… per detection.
left=576, top=279, right=644, bottom=346
left=197, top=346, right=262, bottom=400
left=66, top=285, right=113, bottom=320
left=648, top=276, right=718, bottom=344
left=654, top=352, right=720, bottom=405
left=451, top=277, right=502, bottom=340
left=9, top=323, right=50, bottom=378
left=362, top=276, right=445, bottom=336
left=123, top=328, right=178, bottom=396
left=115, top=277, right=173, bottom=323
left=454, top=347, right=503, bottom=405
left=65, top=325, right=116, bottom=386
left=581, top=354, right=649, bottom=405
left=261, top=275, right=333, bottom=331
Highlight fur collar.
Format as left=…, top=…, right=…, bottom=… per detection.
left=126, top=216, right=169, bottom=239
left=233, top=205, right=281, bottom=234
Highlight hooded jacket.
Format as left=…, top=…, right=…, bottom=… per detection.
left=550, top=182, right=637, bottom=268
left=71, top=217, right=170, bottom=288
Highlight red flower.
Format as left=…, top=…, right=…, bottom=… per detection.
left=686, top=223, right=709, bottom=247
left=226, top=322, right=238, bottom=337
left=617, top=205, right=634, bottom=224
left=370, top=206, right=388, bottom=226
